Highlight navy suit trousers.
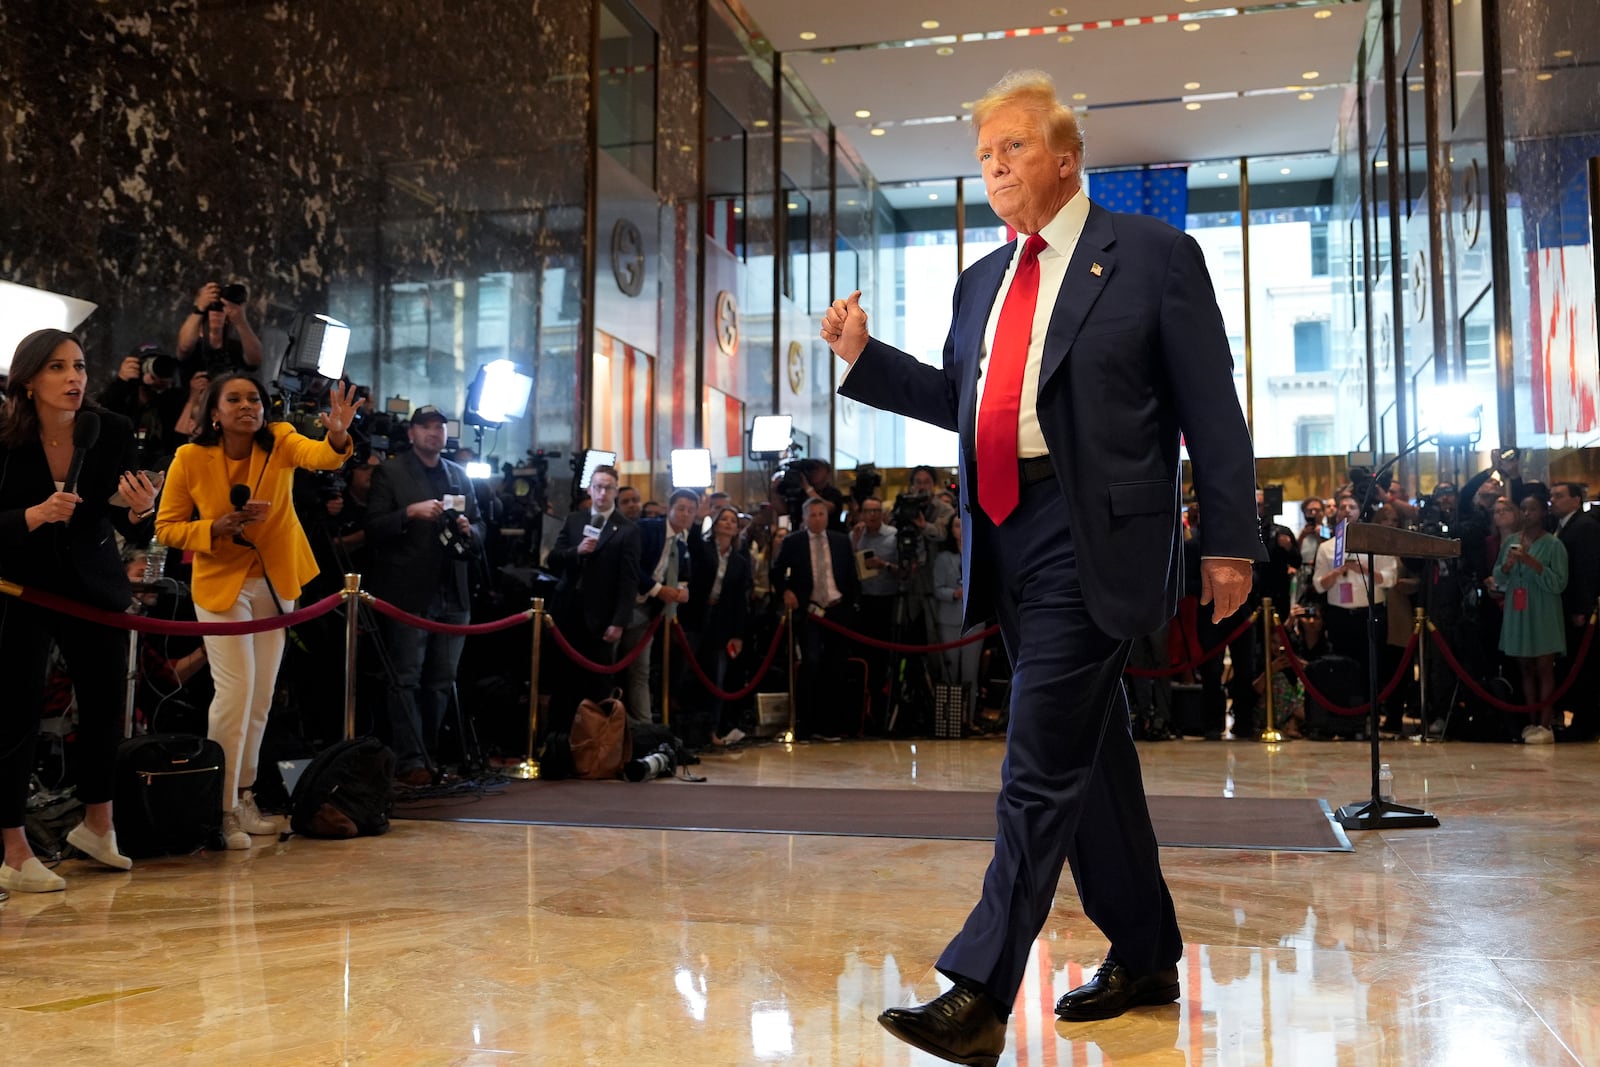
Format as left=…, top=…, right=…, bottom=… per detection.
left=937, top=475, right=1182, bottom=1005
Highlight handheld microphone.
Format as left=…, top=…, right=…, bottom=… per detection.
left=62, top=411, right=100, bottom=497
left=229, top=483, right=256, bottom=548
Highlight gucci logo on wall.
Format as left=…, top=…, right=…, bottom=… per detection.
left=1410, top=249, right=1428, bottom=322
left=787, top=340, right=804, bottom=394
left=715, top=290, right=740, bottom=356
left=1460, top=159, right=1482, bottom=250
left=611, top=218, right=644, bottom=297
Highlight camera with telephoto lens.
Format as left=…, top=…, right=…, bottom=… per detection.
left=438, top=507, right=472, bottom=559
left=623, top=742, right=675, bottom=782
left=207, top=282, right=249, bottom=312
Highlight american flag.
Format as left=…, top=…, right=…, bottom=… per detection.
left=592, top=330, right=655, bottom=465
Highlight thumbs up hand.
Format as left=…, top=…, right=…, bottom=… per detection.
left=820, top=290, right=869, bottom=364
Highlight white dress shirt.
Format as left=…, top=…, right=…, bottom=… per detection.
left=1313, top=538, right=1397, bottom=609
left=974, top=190, right=1091, bottom=460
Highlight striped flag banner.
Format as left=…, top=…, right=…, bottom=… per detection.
left=704, top=385, right=744, bottom=465
left=592, top=330, right=655, bottom=466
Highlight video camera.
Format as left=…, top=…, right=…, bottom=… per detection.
left=772, top=454, right=813, bottom=519
left=891, top=490, right=933, bottom=563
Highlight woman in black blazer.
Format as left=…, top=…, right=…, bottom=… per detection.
left=694, top=506, right=753, bottom=745
left=0, top=329, right=159, bottom=892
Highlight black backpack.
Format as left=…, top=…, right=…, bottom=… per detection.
left=289, top=737, right=396, bottom=838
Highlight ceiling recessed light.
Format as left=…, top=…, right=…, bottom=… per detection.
left=960, top=101, right=974, bottom=109
left=1071, top=92, right=1087, bottom=101
left=928, top=193, right=939, bottom=200
left=854, top=109, right=871, bottom=118
left=1376, top=159, right=1389, bottom=168
left=1218, top=171, right=1229, bottom=179
left=936, top=46, right=954, bottom=55
left=1057, top=34, right=1074, bottom=43
left=846, top=199, right=857, bottom=206
left=1535, top=72, right=1554, bottom=81
left=1184, top=81, right=1201, bottom=90
left=1183, top=23, right=1201, bottom=31
left=1314, top=8, right=1332, bottom=17
left=1185, top=102, right=1203, bottom=111
left=787, top=202, right=798, bottom=210
left=1554, top=49, right=1574, bottom=58
left=799, top=31, right=817, bottom=40
left=1280, top=167, right=1292, bottom=175
left=733, top=206, right=742, bottom=213
left=820, top=56, right=835, bottom=65
left=1049, top=6, right=1068, bottom=15
left=921, top=20, right=940, bottom=29
left=870, top=127, right=886, bottom=136
left=1298, top=91, right=1315, bottom=100
left=1409, top=82, right=1424, bottom=91
left=753, top=119, right=769, bottom=128
left=1302, top=71, right=1320, bottom=80
left=682, top=43, right=698, bottom=52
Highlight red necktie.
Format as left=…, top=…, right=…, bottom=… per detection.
left=976, top=233, right=1048, bottom=524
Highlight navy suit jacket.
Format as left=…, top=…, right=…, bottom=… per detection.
left=634, top=517, right=696, bottom=607
left=839, top=201, right=1264, bottom=639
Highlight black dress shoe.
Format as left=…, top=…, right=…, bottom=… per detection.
left=1055, top=955, right=1180, bottom=1020
left=878, top=983, right=1007, bottom=1067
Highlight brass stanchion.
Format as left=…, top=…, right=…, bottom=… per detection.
left=660, top=614, right=673, bottom=728
left=1260, top=598, right=1283, bottom=743
left=0, top=577, right=21, bottom=597
left=342, top=573, right=362, bottom=741
left=1413, top=607, right=1428, bottom=743
left=784, top=607, right=798, bottom=743
left=508, top=597, right=546, bottom=780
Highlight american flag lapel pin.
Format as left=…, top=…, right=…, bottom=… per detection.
left=1090, top=262, right=1103, bottom=276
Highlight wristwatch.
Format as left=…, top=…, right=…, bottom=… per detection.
left=133, top=506, right=157, bottom=522
left=191, top=305, right=206, bottom=317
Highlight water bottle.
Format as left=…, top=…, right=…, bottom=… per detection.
left=1378, top=762, right=1394, bottom=802
left=143, top=538, right=167, bottom=585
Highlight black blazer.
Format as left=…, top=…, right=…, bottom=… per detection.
left=363, top=449, right=484, bottom=614
left=840, top=202, right=1264, bottom=639
left=546, top=509, right=641, bottom=635
left=690, top=539, right=752, bottom=643
left=1558, top=511, right=1600, bottom=617
left=0, top=408, right=143, bottom=612
left=772, top=528, right=861, bottom=610
left=634, top=516, right=696, bottom=607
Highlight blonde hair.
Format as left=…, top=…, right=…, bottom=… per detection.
left=971, top=70, right=1085, bottom=160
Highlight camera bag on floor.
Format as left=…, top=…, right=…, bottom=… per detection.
left=112, top=733, right=225, bottom=857
left=570, top=689, right=630, bottom=780
left=1301, top=654, right=1366, bottom=739
left=289, top=737, right=395, bottom=838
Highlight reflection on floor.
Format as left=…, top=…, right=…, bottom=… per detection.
left=2, top=737, right=1596, bottom=1065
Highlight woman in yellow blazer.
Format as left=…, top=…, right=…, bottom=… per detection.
left=157, top=374, right=362, bottom=849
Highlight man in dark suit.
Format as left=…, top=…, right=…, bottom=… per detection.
left=544, top=464, right=640, bottom=731
left=822, top=71, right=1261, bottom=1065
left=1552, top=482, right=1600, bottom=738
left=772, top=497, right=862, bottom=739
left=364, top=405, right=484, bottom=785
left=621, top=488, right=699, bottom=724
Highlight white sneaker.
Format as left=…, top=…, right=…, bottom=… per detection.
left=1525, top=725, right=1555, bottom=745
left=0, top=856, right=67, bottom=893
left=66, top=823, right=133, bottom=870
left=237, top=790, right=286, bottom=836
left=1521, top=723, right=1538, bottom=740
left=720, top=727, right=746, bottom=746
left=220, top=809, right=252, bottom=850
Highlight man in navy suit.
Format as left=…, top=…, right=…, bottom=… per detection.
left=621, top=488, right=698, bottom=724
left=772, top=497, right=862, bottom=739
left=822, top=71, right=1262, bottom=1066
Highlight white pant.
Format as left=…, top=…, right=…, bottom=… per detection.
left=197, top=578, right=293, bottom=809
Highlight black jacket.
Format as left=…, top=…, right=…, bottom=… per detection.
left=0, top=408, right=143, bottom=612
left=363, top=449, right=484, bottom=614
left=691, top=539, right=752, bottom=644
left=546, top=509, right=641, bottom=636
left=1558, top=511, right=1600, bottom=618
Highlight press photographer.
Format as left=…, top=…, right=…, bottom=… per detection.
left=364, top=405, right=484, bottom=787
left=177, top=280, right=263, bottom=379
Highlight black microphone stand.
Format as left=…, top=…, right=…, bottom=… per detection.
left=1336, top=435, right=1440, bottom=831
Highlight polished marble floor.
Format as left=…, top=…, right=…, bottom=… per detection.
left=2, top=736, right=1597, bottom=1065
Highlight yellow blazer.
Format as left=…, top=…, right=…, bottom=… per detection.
left=156, top=422, right=351, bottom=614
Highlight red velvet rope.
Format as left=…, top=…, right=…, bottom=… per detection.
left=671, top=616, right=791, bottom=701
left=1425, top=620, right=1597, bottom=715
left=365, top=595, right=534, bottom=635
left=806, top=611, right=1001, bottom=652
left=1273, top=626, right=1419, bottom=716
left=4, top=583, right=345, bottom=636
left=1124, top=610, right=1261, bottom=677
left=542, top=614, right=663, bottom=674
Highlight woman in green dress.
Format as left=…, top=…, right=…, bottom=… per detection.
left=1493, top=490, right=1568, bottom=743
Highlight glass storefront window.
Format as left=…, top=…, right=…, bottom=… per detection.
left=598, top=0, right=657, bottom=189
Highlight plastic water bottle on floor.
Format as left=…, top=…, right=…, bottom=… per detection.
left=143, top=538, right=167, bottom=585
left=1378, top=762, right=1394, bottom=802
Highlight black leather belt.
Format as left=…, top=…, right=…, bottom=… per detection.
left=1020, top=454, right=1054, bottom=486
